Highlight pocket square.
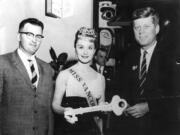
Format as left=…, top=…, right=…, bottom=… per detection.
left=132, top=65, right=138, bottom=71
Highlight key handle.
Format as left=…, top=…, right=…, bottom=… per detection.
left=110, top=95, right=127, bottom=116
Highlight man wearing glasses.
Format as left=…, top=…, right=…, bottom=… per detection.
left=0, top=18, right=54, bottom=135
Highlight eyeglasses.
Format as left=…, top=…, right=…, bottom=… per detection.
left=19, top=32, right=44, bottom=41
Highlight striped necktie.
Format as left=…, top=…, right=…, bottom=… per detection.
left=138, top=51, right=147, bottom=95
left=28, top=59, right=38, bottom=88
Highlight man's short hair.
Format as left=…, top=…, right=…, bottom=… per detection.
left=132, top=7, right=159, bottom=25
left=19, top=18, right=44, bottom=32
left=96, top=47, right=107, bottom=55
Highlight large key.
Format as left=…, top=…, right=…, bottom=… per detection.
left=65, top=95, right=127, bottom=117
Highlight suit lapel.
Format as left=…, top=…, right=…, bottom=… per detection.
left=36, top=58, right=43, bottom=90
left=133, top=48, right=141, bottom=80
left=146, top=44, right=159, bottom=86
left=131, top=48, right=141, bottom=97
left=103, top=66, right=110, bottom=75
left=12, top=50, right=32, bottom=87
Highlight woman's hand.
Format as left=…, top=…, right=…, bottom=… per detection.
left=64, top=107, right=78, bottom=124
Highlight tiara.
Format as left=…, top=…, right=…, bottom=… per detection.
left=78, top=27, right=97, bottom=39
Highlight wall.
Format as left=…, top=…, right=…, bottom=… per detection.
left=0, top=0, right=93, bottom=62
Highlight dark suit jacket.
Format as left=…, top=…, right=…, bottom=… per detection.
left=117, top=42, right=179, bottom=135
left=0, top=50, right=54, bottom=135
left=91, top=64, right=114, bottom=80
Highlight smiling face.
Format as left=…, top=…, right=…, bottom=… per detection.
left=75, top=38, right=96, bottom=64
left=133, top=16, right=160, bottom=50
left=18, top=23, right=43, bottom=56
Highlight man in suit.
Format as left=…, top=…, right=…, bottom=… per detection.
left=91, top=47, right=114, bottom=102
left=0, top=18, right=54, bottom=135
left=113, top=7, right=178, bottom=135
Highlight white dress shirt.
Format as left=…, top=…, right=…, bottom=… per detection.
left=96, top=63, right=104, bottom=74
left=17, top=48, right=39, bottom=86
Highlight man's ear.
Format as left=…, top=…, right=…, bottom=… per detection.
left=155, top=24, right=160, bottom=35
left=17, top=33, right=21, bottom=41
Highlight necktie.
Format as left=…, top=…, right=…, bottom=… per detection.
left=28, top=59, right=38, bottom=88
left=138, top=51, right=147, bottom=95
left=98, top=66, right=102, bottom=74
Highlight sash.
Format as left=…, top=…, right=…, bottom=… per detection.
left=69, top=68, right=103, bottom=135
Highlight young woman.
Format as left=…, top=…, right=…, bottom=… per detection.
left=52, top=27, right=105, bottom=135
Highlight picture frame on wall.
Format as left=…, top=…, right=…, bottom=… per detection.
left=45, top=0, right=62, bottom=18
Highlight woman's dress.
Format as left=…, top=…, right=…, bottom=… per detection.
left=62, top=96, right=99, bottom=135
left=55, top=70, right=104, bottom=135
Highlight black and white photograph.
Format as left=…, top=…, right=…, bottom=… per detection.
left=0, top=0, right=180, bottom=135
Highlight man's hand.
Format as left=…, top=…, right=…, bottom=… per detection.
left=126, top=102, right=149, bottom=118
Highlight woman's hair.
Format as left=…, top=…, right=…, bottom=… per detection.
left=132, top=7, right=159, bottom=25
left=74, top=27, right=98, bottom=49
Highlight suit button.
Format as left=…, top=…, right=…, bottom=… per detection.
left=34, top=94, right=37, bottom=98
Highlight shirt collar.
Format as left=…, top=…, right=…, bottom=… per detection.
left=96, top=63, right=104, bottom=68
left=18, top=48, right=35, bottom=61
left=141, top=41, right=157, bottom=55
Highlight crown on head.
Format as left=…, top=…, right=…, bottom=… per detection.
left=78, top=27, right=97, bottom=39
